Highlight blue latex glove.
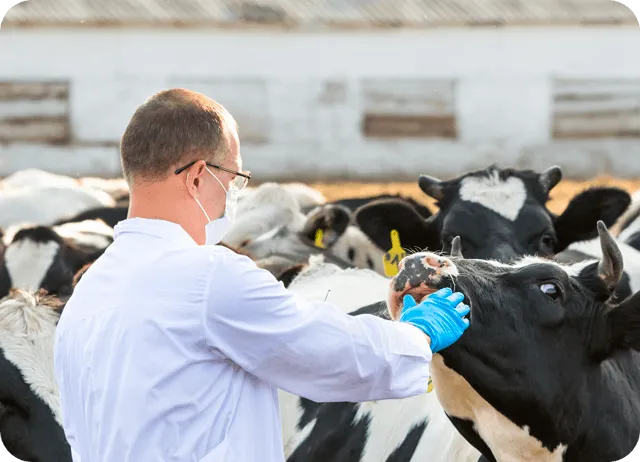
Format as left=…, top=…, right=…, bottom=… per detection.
left=399, top=288, right=470, bottom=353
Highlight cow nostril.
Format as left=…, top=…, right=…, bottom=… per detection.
left=425, top=256, right=440, bottom=268
left=425, top=255, right=450, bottom=269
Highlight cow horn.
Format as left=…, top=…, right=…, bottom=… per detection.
left=539, top=166, right=563, bottom=194
left=451, top=236, right=463, bottom=258
left=597, top=220, right=624, bottom=289
left=418, top=174, right=444, bottom=201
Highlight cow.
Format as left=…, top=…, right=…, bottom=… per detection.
left=1, top=168, right=129, bottom=202
left=54, top=206, right=128, bottom=229
left=616, top=190, right=640, bottom=252
left=0, top=184, right=116, bottom=229
left=239, top=193, right=434, bottom=276
left=332, top=194, right=432, bottom=218
left=220, top=182, right=312, bottom=249
left=1, top=220, right=114, bottom=299
left=239, top=203, right=380, bottom=272
left=273, top=254, right=481, bottom=462
left=386, top=221, right=640, bottom=462
left=0, top=290, right=72, bottom=462
left=276, top=227, right=639, bottom=461
left=351, top=165, right=631, bottom=263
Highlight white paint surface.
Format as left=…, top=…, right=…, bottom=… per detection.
left=1, top=27, right=640, bottom=179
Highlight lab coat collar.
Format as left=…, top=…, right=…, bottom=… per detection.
left=114, top=218, right=197, bottom=248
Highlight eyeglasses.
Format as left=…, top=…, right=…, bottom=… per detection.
left=175, top=160, right=252, bottom=189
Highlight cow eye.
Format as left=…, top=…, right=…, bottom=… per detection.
left=539, top=234, right=555, bottom=251
left=539, top=283, right=560, bottom=299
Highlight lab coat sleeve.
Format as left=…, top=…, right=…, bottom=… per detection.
left=203, top=252, right=432, bottom=403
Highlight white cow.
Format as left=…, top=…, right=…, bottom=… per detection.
left=0, top=290, right=70, bottom=461
left=240, top=203, right=385, bottom=276
left=221, top=182, right=314, bottom=248
left=1, top=169, right=128, bottom=201
left=0, top=184, right=115, bottom=229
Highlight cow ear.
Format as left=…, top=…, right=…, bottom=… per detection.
left=538, top=165, right=563, bottom=194
left=299, top=204, right=351, bottom=248
left=353, top=198, right=440, bottom=253
left=418, top=174, right=445, bottom=201
left=593, top=290, right=640, bottom=360
left=553, top=187, right=632, bottom=252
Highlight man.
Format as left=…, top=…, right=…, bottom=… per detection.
left=54, top=88, right=470, bottom=461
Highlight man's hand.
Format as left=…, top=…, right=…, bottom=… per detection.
left=399, top=288, right=470, bottom=353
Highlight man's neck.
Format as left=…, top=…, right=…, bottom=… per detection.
left=127, top=182, right=205, bottom=245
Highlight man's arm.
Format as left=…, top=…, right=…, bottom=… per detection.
left=204, top=253, right=437, bottom=403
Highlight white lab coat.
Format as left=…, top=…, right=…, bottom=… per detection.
left=53, top=218, right=432, bottom=462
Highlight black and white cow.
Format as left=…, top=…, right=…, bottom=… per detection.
left=239, top=203, right=381, bottom=272
left=277, top=230, right=639, bottom=460
left=239, top=194, right=433, bottom=276
left=386, top=221, right=640, bottom=462
left=275, top=255, right=481, bottom=462
left=352, top=165, right=631, bottom=263
left=0, top=290, right=71, bottom=461
left=1, top=220, right=114, bottom=299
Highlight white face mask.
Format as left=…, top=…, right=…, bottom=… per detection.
left=191, top=167, right=239, bottom=245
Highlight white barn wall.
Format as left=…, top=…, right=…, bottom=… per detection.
left=0, top=26, right=639, bottom=180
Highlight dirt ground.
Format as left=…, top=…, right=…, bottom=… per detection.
left=307, top=176, right=640, bottom=215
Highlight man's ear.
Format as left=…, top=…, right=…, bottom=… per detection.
left=352, top=198, right=440, bottom=253
left=553, top=187, right=631, bottom=252
left=298, top=204, right=352, bottom=248
left=184, top=161, right=208, bottom=195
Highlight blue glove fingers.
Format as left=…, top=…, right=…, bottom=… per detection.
left=446, top=292, right=465, bottom=305
left=431, top=288, right=452, bottom=298
left=402, top=295, right=417, bottom=309
left=455, top=303, right=470, bottom=317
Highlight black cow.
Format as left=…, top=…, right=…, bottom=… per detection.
left=387, top=222, right=640, bottom=462
left=1, top=221, right=113, bottom=299
left=352, top=165, right=631, bottom=263
left=332, top=194, right=432, bottom=218
left=54, top=205, right=128, bottom=229
left=0, top=228, right=9, bottom=299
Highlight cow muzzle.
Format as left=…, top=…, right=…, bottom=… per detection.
left=387, top=252, right=459, bottom=320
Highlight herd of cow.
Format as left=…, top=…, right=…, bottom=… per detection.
left=1, top=164, right=640, bottom=461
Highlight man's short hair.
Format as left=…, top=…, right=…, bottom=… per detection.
left=120, top=88, right=236, bottom=185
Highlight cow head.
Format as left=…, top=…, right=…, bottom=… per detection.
left=1, top=222, right=110, bottom=299
left=355, top=165, right=631, bottom=263
left=239, top=203, right=383, bottom=272
left=387, top=222, right=640, bottom=461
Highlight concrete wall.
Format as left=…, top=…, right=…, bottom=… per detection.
left=1, top=26, right=640, bottom=180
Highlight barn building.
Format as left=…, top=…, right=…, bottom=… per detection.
left=1, top=0, right=639, bottom=181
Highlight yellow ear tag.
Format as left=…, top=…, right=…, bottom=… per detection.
left=383, top=230, right=406, bottom=277
left=314, top=229, right=325, bottom=249
left=427, top=376, right=434, bottom=393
